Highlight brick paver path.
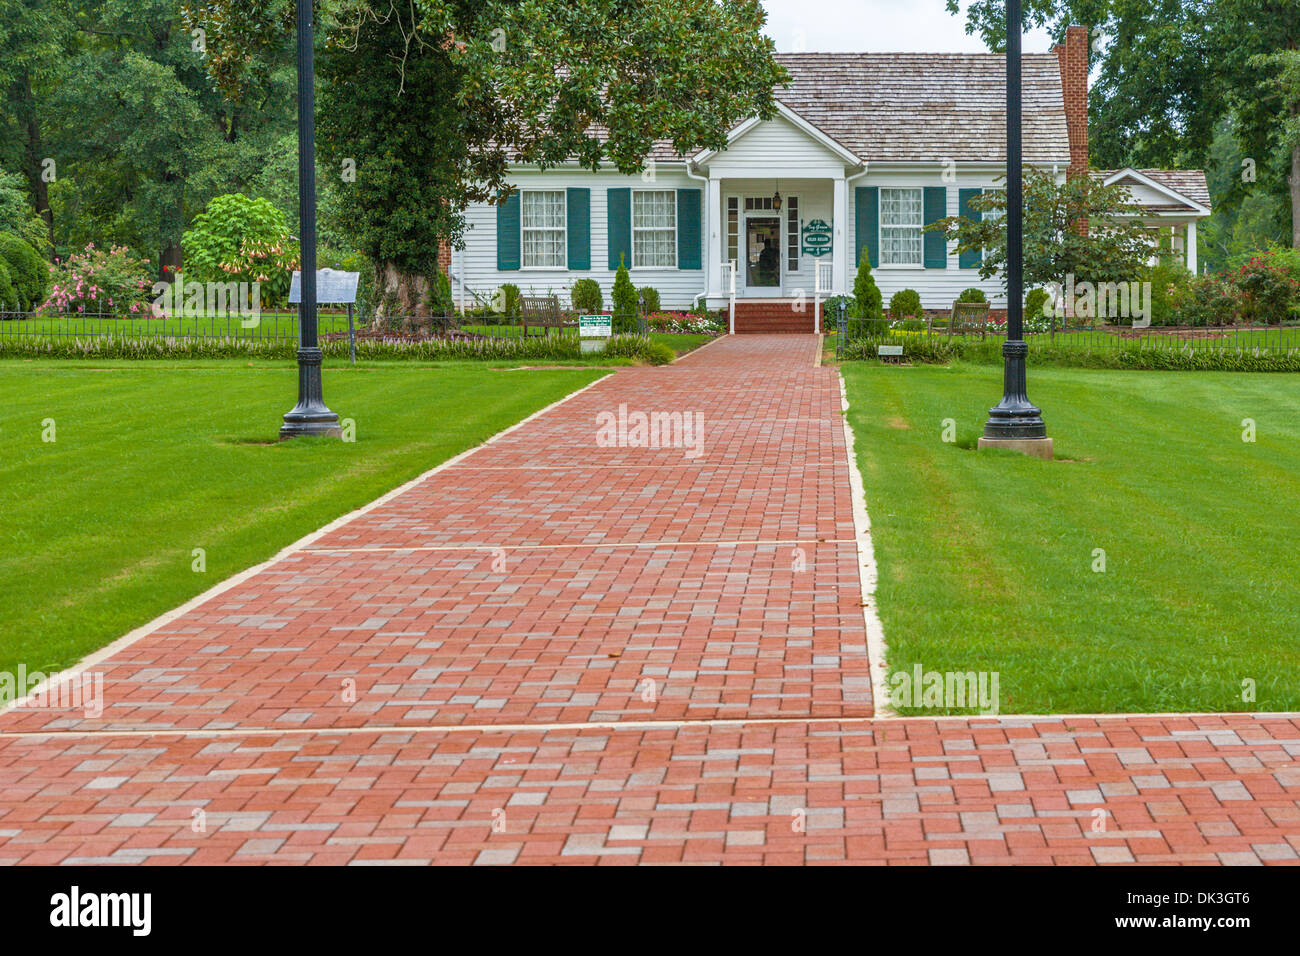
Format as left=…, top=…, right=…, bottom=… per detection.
left=2, top=335, right=1297, bottom=864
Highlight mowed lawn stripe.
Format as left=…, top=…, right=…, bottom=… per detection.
left=842, top=364, right=1300, bottom=714
left=0, top=361, right=606, bottom=677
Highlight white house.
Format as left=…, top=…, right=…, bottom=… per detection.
left=449, top=27, right=1210, bottom=332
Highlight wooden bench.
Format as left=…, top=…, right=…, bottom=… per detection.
left=933, top=299, right=991, bottom=337
left=519, top=294, right=574, bottom=337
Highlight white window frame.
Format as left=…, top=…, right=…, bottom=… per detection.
left=631, top=189, right=677, bottom=270
left=879, top=187, right=924, bottom=268
left=520, top=189, right=567, bottom=270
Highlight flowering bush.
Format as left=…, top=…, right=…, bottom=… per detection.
left=1171, top=273, right=1239, bottom=327
left=646, top=311, right=725, bottom=334
left=1234, top=256, right=1300, bottom=325
left=182, top=194, right=300, bottom=306
left=41, top=243, right=154, bottom=315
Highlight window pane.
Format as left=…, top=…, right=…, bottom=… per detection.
left=633, top=191, right=676, bottom=268
left=521, top=191, right=566, bottom=268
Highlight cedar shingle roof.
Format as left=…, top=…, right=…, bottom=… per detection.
left=1095, top=169, right=1211, bottom=209
left=644, top=51, right=1073, bottom=165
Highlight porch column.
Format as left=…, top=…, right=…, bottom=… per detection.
left=832, top=175, right=848, bottom=295
left=1186, top=220, right=1198, bottom=274
left=707, top=173, right=723, bottom=297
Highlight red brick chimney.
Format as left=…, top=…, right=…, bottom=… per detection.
left=1054, top=25, right=1090, bottom=178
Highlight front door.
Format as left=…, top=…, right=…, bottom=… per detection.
left=745, top=217, right=781, bottom=291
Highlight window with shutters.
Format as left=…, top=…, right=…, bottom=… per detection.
left=632, top=190, right=676, bottom=268
left=521, top=191, right=566, bottom=268
left=880, top=188, right=923, bottom=266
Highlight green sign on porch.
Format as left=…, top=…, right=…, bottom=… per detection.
left=801, top=219, right=832, bottom=257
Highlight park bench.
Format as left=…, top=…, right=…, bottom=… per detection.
left=519, top=294, right=574, bottom=337
left=933, top=299, right=991, bottom=337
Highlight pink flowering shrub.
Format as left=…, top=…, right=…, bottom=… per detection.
left=41, top=243, right=155, bottom=315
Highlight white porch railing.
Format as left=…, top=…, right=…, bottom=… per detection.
left=813, top=261, right=833, bottom=332
left=727, top=259, right=738, bottom=335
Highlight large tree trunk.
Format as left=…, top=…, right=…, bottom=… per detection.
left=1291, top=132, right=1300, bottom=250
left=15, top=73, right=53, bottom=252
left=372, top=262, right=431, bottom=330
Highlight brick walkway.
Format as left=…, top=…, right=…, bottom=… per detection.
left=2, top=335, right=1297, bottom=864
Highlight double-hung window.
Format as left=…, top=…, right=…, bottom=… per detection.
left=880, top=188, right=923, bottom=266
left=521, top=190, right=566, bottom=268
left=632, top=190, right=676, bottom=268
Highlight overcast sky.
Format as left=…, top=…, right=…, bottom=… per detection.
left=760, top=0, right=1055, bottom=53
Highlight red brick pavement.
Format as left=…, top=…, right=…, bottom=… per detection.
left=1, top=335, right=1297, bottom=864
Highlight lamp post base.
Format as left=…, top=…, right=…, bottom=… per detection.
left=280, top=346, right=342, bottom=440
left=977, top=436, right=1054, bottom=460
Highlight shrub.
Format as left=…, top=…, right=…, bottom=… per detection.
left=957, top=287, right=988, bottom=304
left=637, top=286, right=661, bottom=314
left=646, top=311, right=724, bottom=334
left=0, top=233, right=47, bottom=311
left=497, top=282, right=520, bottom=316
left=602, top=334, right=675, bottom=365
left=42, top=243, right=154, bottom=315
left=1025, top=288, right=1051, bottom=320
left=889, top=288, right=922, bottom=321
left=612, top=255, right=638, bottom=318
left=182, top=194, right=300, bottom=306
left=1145, top=258, right=1193, bottom=327
left=0, top=258, right=15, bottom=312
left=822, top=294, right=856, bottom=325
left=570, top=278, right=603, bottom=313
left=1234, top=256, right=1300, bottom=325
left=1171, top=273, right=1238, bottom=327
left=852, top=248, right=883, bottom=320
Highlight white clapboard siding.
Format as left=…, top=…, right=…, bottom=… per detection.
left=850, top=170, right=1019, bottom=309
left=455, top=166, right=707, bottom=311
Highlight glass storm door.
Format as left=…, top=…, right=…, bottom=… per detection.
left=745, top=217, right=781, bottom=289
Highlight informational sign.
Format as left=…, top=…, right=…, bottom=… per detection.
left=877, top=344, right=904, bottom=357
left=801, top=219, right=833, bottom=258
left=288, top=269, right=360, bottom=305
left=579, top=314, right=612, bottom=338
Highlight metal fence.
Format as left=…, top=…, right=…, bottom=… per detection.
left=0, top=309, right=651, bottom=344
left=831, top=307, right=1300, bottom=359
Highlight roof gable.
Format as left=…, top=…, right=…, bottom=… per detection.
left=693, top=102, right=861, bottom=168
left=1098, top=168, right=1211, bottom=214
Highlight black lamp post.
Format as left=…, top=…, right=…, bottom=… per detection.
left=979, top=0, right=1051, bottom=458
left=281, top=0, right=342, bottom=440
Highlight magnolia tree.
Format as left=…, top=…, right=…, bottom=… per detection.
left=183, top=0, right=787, bottom=318
left=929, top=167, right=1155, bottom=318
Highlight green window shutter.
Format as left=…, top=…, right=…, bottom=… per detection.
left=923, top=186, right=948, bottom=269
left=676, top=189, right=702, bottom=269
left=496, top=191, right=521, bottom=271
left=958, top=188, right=983, bottom=269
left=607, top=188, right=631, bottom=270
left=855, top=187, right=879, bottom=268
left=566, top=188, right=590, bottom=270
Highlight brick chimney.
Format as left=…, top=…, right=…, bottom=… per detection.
left=1054, top=25, right=1090, bottom=178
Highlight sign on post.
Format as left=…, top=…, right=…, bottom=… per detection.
left=289, top=269, right=362, bottom=364
left=801, top=219, right=833, bottom=258
left=579, top=313, right=612, bottom=353
left=877, top=344, right=904, bottom=361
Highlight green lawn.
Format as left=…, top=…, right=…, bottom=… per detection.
left=842, top=363, right=1300, bottom=715
left=0, top=360, right=605, bottom=680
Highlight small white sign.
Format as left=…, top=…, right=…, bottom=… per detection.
left=877, top=344, right=904, bottom=357
left=579, top=314, right=612, bottom=338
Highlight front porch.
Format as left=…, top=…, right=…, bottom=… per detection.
left=701, top=175, right=853, bottom=311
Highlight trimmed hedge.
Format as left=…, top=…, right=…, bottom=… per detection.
left=839, top=334, right=1300, bottom=372
left=0, top=233, right=46, bottom=311
left=0, top=331, right=678, bottom=364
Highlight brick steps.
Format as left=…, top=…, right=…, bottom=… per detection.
left=731, top=301, right=820, bottom=334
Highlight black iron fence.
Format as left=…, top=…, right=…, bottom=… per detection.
left=0, top=309, right=651, bottom=344
left=831, top=305, right=1300, bottom=358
